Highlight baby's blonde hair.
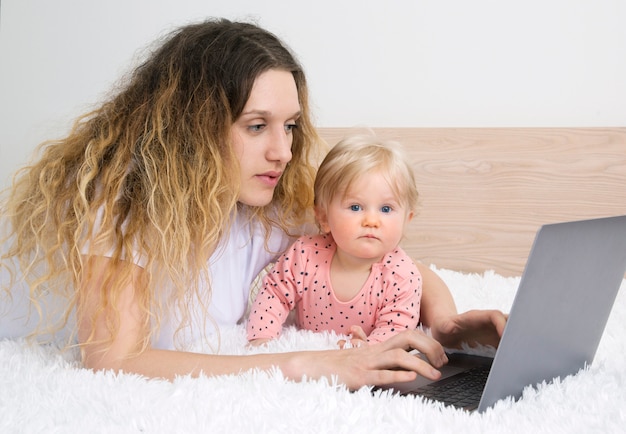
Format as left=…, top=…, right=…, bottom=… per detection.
left=314, top=132, right=419, bottom=217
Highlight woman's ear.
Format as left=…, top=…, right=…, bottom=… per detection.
left=314, top=206, right=331, bottom=234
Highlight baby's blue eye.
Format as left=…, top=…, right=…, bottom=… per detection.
left=381, top=206, right=392, bottom=213
left=350, top=204, right=361, bottom=212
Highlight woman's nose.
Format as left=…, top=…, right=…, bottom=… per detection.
left=267, top=127, right=293, bottom=163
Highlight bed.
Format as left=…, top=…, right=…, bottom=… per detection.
left=1, top=127, right=625, bottom=433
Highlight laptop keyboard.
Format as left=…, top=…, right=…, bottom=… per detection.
left=412, top=365, right=491, bottom=411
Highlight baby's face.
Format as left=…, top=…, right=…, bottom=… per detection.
left=317, top=172, right=413, bottom=263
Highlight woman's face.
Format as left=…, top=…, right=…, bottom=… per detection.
left=230, top=69, right=300, bottom=207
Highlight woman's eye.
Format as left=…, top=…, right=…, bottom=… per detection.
left=248, top=124, right=266, bottom=133
left=285, top=123, right=298, bottom=133
left=381, top=206, right=392, bottom=213
left=349, top=204, right=361, bottom=212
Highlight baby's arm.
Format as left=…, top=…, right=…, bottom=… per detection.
left=246, top=272, right=291, bottom=342
left=366, top=271, right=422, bottom=344
left=246, top=243, right=303, bottom=342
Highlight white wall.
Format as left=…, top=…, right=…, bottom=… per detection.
left=1, top=0, right=625, bottom=187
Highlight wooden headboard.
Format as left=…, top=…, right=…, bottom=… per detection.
left=318, top=127, right=626, bottom=276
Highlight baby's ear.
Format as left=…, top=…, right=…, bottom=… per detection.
left=314, top=206, right=331, bottom=233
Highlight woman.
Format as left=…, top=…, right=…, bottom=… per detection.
left=0, top=18, right=506, bottom=389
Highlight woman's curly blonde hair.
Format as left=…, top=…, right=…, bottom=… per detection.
left=1, top=18, right=323, bottom=351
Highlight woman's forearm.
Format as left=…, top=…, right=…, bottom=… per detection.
left=100, top=348, right=296, bottom=381
left=415, top=262, right=457, bottom=329
left=84, top=330, right=450, bottom=390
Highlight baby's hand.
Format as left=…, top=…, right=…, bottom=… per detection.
left=338, top=325, right=369, bottom=349
left=247, top=338, right=272, bottom=347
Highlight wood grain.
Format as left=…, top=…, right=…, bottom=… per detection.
left=317, top=127, right=626, bottom=276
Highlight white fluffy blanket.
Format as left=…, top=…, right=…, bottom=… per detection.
left=2, top=267, right=625, bottom=434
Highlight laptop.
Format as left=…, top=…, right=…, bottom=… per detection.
left=381, top=215, right=626, bottom=413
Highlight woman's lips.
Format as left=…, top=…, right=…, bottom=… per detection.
left=256, top=171, right=282, bottom=187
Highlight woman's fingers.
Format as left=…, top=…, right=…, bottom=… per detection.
left=431, top=309, right=509, bottom=349
left=361, top=330, right=447, bottom=384
left=315, top=329, right=448, bottom=390
left=381, top=329, right=447, bottom=367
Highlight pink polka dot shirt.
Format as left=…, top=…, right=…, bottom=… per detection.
left=246, top=234, right=422, bottom=343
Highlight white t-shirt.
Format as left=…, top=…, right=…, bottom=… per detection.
left=0, top=212, right=295, bottom=349
left=154, top=212, right=293, bottom=349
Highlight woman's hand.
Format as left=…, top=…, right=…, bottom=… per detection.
left=429, top=309, right=508, bottom=349
left=293, top=328, right=448, bottom=390
left=415, top=262, right=508, bottom=350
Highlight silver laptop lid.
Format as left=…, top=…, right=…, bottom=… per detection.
left=479, top=215, right=626, bottom=412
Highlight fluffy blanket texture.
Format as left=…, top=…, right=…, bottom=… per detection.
left=1, top=266, right=625, bottom=434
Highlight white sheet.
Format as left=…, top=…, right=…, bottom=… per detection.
left=1, top=267, right=625, bottom=433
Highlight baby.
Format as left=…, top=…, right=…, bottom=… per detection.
left=247, top=132, right=421, bottom=345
